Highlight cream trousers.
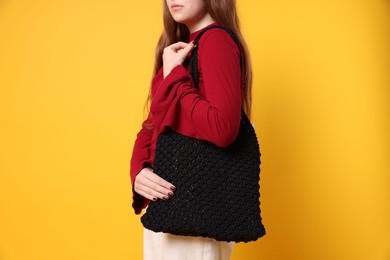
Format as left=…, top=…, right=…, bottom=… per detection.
left=143, top=227, right=235, bottom=260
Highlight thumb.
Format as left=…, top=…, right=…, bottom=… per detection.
left=182, top=41, right=196, bottom=55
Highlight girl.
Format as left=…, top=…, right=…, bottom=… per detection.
left=130, top=0, right=253, bottom=259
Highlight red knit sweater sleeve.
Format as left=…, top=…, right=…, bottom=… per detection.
left=151, top=29, right=242, bottom=147
left=129, top=69, right=164, bottom=215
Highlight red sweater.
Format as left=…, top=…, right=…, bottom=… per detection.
left=130, top=22, right=244, bottom=214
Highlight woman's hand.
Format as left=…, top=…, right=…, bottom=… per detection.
left=134, top=167, right=175, bottom=201
left=163, top=41, right=195, bottom=78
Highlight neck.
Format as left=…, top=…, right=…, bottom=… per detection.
left=186, top=13, right=216, bottom=33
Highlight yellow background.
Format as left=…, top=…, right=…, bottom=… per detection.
left=0, top=0, right=389, bottom=259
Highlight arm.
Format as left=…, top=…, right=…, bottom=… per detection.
left=130, top=68, right=177, bottom=215
left=130, top=113, right=154, bottom=214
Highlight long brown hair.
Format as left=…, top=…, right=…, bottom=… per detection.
left=143, top=0, right=253, bottom=129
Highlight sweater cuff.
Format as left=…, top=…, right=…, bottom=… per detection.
left=132, top=188, right=149, bottom=215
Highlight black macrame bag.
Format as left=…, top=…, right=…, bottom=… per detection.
left=141, top=25, right=266, bottom=243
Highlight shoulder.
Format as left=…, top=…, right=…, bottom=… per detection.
left=197, top=28, right=239, bottom=55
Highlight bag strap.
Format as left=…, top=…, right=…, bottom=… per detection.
left=188, top=25, right=248, bottom=120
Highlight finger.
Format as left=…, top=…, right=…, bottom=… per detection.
left=134, top=186, right=157, bottom=201
left=134, top=169, right=171, bottom=201
left=138, top=176, right=173, bottom=197
left=169, top=41, right=189, bottom=52
left=182, top=42, right=195, bottom=55
left=136, top=172, right=174, bottom=196
left=146, top=171, right=176, bottom=191
left=134, top=181, right=156, bottom=200
left=138, top=184, right=172, bottom=201
left=136, top=180, right=173, bottom=201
